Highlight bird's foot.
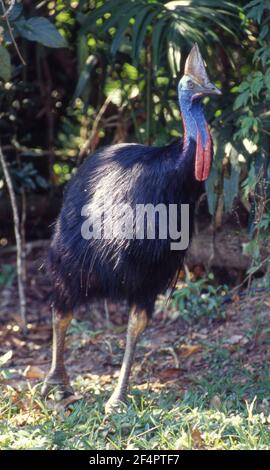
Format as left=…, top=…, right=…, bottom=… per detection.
left=41, top=372, right=74, bottom=401
left=105, top=393, right=127, bottom=415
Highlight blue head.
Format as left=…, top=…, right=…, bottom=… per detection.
left=177, top=44, right=221, bottom=181
left=178, top=43, right=221, bottom=105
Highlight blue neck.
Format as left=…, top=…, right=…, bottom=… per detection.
left=178, top=92, right=208, bottom=148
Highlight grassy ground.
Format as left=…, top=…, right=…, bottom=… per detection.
left=0, top=247, right=270, bottom=449
left=1, top=272, right=270, bottom=450
left=1, top=384, right=270, bottom=450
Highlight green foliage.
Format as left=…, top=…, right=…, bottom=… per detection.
left=241, top=158, right=270, bottom=275
left=0, top=3, right=70, bottom=197
left=1, top=387, right=270, bottom=449
left=81, top=0, right=240, bottom=68
left=14, top=17, right=67, bottom=48
left=10, top=162, right=49, bottom=192
left=234, top=1, right=270, bottom=145
left=0, top=1, right=65, bottom=83
left=172, top=276, right=229, bottom=323
left=233, top=1, right=270, bottom=257
left=232, top=0, right=270, bottom=272
left=0, top=0, right=268, bottom=259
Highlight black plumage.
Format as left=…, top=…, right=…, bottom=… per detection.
left=48, top=140, right=201, bottom=313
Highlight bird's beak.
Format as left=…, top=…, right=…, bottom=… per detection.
left=185, top=43, right=222, bottom=96
left=198, top=82, right=222, bottom=96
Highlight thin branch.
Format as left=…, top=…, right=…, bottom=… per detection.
left=20, top=181, right=27, bottom=287
left=0, top=144, right=27, bottom=328
left=78, top=93, right=114, bottom=164
left=2, top=0, right=15, bottom=17
left=0, top=239, right=49, bottom=255
left=0, top=0, right=26, bottom=65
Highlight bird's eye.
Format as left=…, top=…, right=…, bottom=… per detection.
left=188, top=80, right=194, bottom=89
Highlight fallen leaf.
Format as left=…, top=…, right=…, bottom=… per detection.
left=191, top=428, right=205, bottom=449
left=136, top=381, right=170, bottom=392
left=225, top=334, right=243, bottom=345
left=0, top=349, right=12, bottom=367
left=159, top=368, right=182, bottom=382
left=11, top=412, right=37, bottom=426
left=11, top=337, right=26, bottom=348
left=23, top=365, right=45, bottom=380
left=179, top=344, right=202, bottom=357
left=55, top=394, right=83, bottom=410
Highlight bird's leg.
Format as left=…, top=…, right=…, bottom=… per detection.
left=105, top=305, right=149, bottom=414
left=41, top=308, right=74, bottom=400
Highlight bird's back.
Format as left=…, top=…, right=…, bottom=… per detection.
left=49, top=141, right=201, bottom=311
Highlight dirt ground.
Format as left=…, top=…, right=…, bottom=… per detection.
left=1, top=243, right=270, bottom=402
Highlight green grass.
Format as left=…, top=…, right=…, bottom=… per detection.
left=1, top=280, right=270, bottom=450
left=1, top=356, right=270, bottom=450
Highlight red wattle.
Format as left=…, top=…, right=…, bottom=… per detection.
left=195, top=131, right=204, bottom=181
left=195, top=124, right=212, bottom=182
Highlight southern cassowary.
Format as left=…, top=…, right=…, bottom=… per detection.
left=42, top=44, right=221, bottom=413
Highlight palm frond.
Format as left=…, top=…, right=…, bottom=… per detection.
left=81, top=0, right=242, bottom=73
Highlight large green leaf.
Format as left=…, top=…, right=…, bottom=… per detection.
left=132, top=6, right=156, bottom=62
left=152, top=17, right=169, bottom=71
left=81, top=0, right=242, bottom=71
left=15, top=17, right=67, bottom=48
left=167, top=22, right=184, bottom=77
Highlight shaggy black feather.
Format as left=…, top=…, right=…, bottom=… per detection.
left=48, top=140, right=203, bottom=314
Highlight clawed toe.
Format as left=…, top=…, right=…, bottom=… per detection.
left=105, top=395, right=127, bottom=415
left=41, top=379, right=74, bottom=401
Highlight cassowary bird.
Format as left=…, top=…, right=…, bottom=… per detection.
left=42, top=44, right=221, bottom=413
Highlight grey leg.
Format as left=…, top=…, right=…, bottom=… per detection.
left=41, top=309, right=74, bottom=399
left=105, top=305, right=149, bottom=414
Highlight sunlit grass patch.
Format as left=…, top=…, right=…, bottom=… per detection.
left=1, top=378, right=270, bottom=450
